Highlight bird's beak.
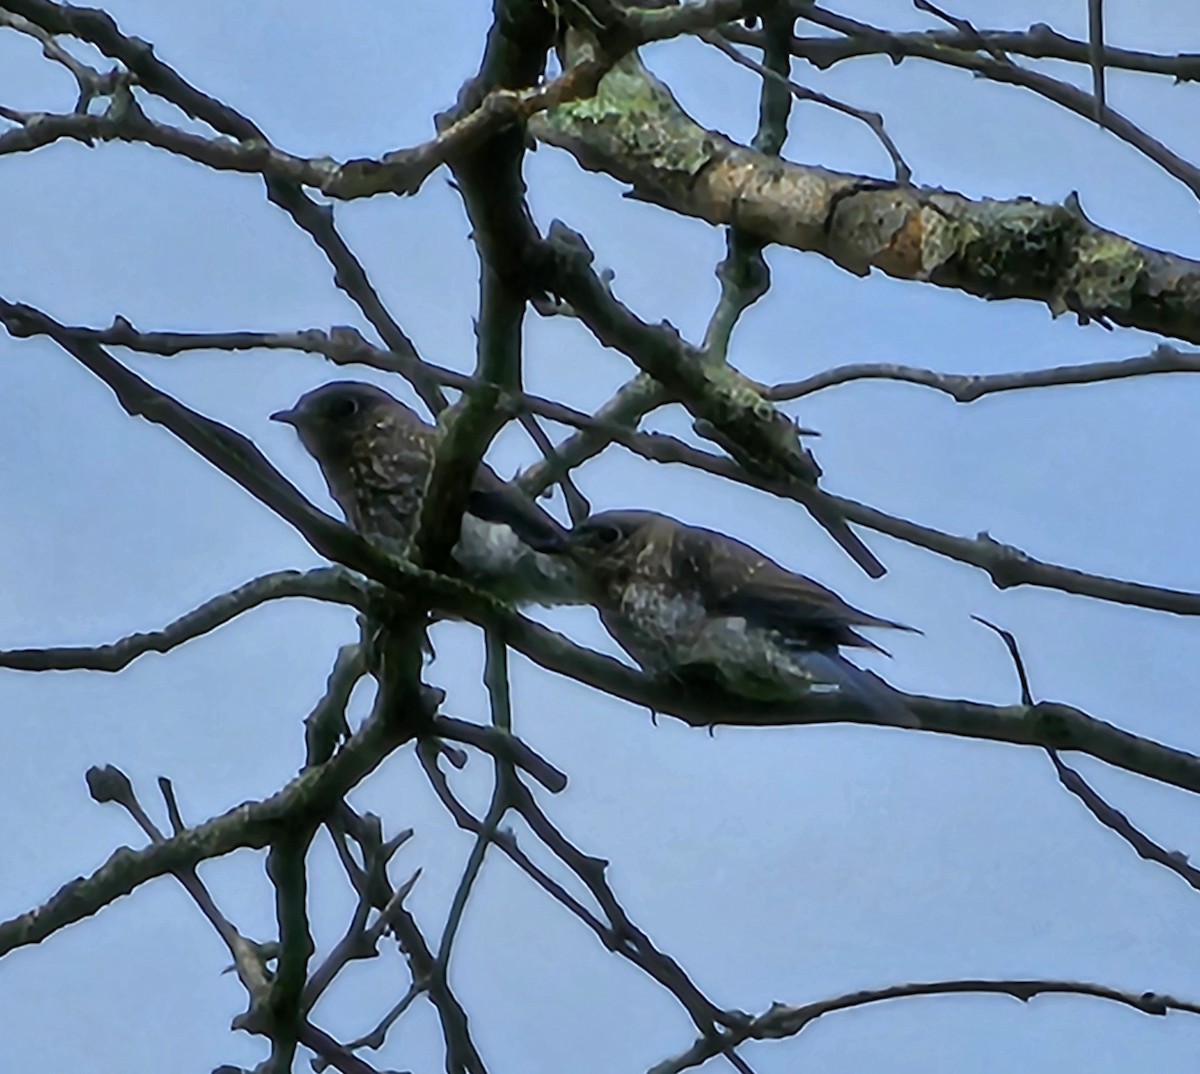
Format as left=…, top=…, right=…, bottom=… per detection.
left=269, top=406, right=301, bottom=426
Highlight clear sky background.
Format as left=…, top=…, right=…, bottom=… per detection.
left=3, top=2, right=1200, bottom=1071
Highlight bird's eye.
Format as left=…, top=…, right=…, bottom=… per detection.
left=583, top=523, right=622, bottom=547
left=325, top=396, right=360, bottom=421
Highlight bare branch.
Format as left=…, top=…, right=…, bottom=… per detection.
left=433, top=636, right=516, bottom=986
left=0, top=9, right=121, bottom=109
left=650, top=977, right=1200, bottom=1074
left=420, top=745, right=747, bottom=1051
left=261, top=830, right=317, bottom=1070
left=0, top=62, right=607, bottom=199
left=85, top=766, right=271, bottom=999
left=331, top=796, right=488, bottom=1074
left=339, top=984, right=422, bottom=1054
left=509, top=773, right=741, bottom=1035
left=305, top=643, right=369, bottom=767
left=518, top=373, right=670, bottom=496
left=721, top=20, right=1200, bottom=82
left=0, top=568, right=367, bottom=673
left=700, top=5, right=790, bottom=364
left=537, top=221, right=885, bottom=576
left=606, top=431, right=1200, bottom=617
left=91, top=769, right=400, bottom=1074
left=432, top=714, right=568, bottom=793
left=298, top=1024, right=384, bottom=1074
left=1049, top=751, right=1200, bottom=893
left=766, top=344, right=1200, bottom=401
left=312, top=819, right=419, bottom=1017
left=418, top=742, right=609, bottom=934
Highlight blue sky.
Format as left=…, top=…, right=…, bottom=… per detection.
left=3, top=2, right=1200, bottom=1072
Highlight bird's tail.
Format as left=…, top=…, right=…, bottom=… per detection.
left=798, top=650, right=918, bottom=729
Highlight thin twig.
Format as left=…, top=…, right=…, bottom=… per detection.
left=700, top=29, right=911, bottom=183
left=976, top=618, right=1200, bottom=896
left=433, top=634, right=516, bottom=985
left=766, top=344, right=1200, bottom=401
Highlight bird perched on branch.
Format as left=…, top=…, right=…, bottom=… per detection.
left=271, top=381, right=584, bottom=605
left=541, top=509, right=916, bottom=725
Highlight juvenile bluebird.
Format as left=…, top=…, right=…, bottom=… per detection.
left=545, top=509, right=916, bottom=724
left=271, top=381, right=583, bottom=605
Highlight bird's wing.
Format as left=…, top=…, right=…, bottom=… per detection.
left=468, top=465, right=570, bottom=551
left=684, top=529, right=912, bottom=651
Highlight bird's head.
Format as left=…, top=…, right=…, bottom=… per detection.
left=270, top=381, right=419, bottom=459
left=548, top=510, right=662, bottom=566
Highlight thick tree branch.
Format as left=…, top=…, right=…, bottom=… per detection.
left=531, top=50, right=1200, bottom=343
left=263, top=829, right=317, bottom=1071
left=413, top=0, right=557, bottom=574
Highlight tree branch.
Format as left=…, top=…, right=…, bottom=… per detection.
left=263, top=829, right=317, bottom=1072
left=0, top=568, right=366, bottom=672
left=7, top=298, right=1200, bottom=802
left=802, top=3, right=1194, bottom=196
left=0, top=679, right=432, bottom=957
left=0, top=0, right=447, bottom=410
left=766, top=344, right=1200, bottom=401
left=719, top=19, right=1200, bottom=83
left=0, top=61, right=607, bottom=198
left=606, top=431, right=1200, bottom=616
left=531, top=48, right=1200, bottom=343
left=536, top=220, right=885, bottom=576
left=650, top=976, right=1200, bottom=1074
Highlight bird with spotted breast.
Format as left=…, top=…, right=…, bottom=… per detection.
left=542, top=509, right=917, bottom=725
left=271, top=380, right=584, bottom=605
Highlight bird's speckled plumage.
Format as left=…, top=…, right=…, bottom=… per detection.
left=555, top=510, right=916, bottom=723
left=271, top=381, right=584, bottom=605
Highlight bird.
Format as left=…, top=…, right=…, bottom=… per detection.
left=270, top=380, right=584, bottom=605
left=541, top=509, right=916, bottom=725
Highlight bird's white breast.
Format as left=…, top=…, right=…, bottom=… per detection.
left=608, top=583, right=708, bottom=673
